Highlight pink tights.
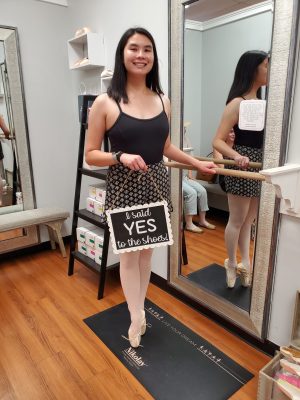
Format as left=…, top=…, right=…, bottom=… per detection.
left=119, top=248, right=153, bottom=335
left=225, top=194, right=259, bottom=271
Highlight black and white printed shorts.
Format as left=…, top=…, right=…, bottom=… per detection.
left=105, top=160, right=173, bottom=214
left=225, top=144, right=263, bottom=197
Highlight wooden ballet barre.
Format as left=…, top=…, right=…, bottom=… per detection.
left=0, top=134, right=14, bottom=140
left=164, top=162, right=266, bottom=181
left=194, top=156, right=262, bottom=169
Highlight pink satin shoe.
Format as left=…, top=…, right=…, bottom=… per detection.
left=237, top=263, right=251, bottom=287
left=224, top=259, right=237, bottom=288
left=128, top=326, right=141, bottom=348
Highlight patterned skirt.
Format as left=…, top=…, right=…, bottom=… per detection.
left=105, top=160, right=173, bottom=214
left=224, top=144, right=263, bottom=197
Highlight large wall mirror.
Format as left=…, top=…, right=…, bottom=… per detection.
left=169, top=0, right=299, bottom=338
left=0, top=26, right=37, bottom=253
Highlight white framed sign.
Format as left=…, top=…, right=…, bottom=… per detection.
left=238, top=99, right=266, bottom=131
left=106, top=201, right=173, bottom=254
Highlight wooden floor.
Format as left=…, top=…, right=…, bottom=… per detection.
left=0, top=246, right=269, bottom=399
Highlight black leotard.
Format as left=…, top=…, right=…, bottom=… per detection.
left=106, top=94, right=169, bottom=165
left=233, top=124, right=264, bottom=148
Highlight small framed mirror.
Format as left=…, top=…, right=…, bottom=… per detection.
left=0, top=26, right=37, bottom=253
left=168, top=0, right=299, bottom=338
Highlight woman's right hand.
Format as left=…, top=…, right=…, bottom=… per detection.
left=196, top=160, right=217, bottom=174
left=120, top=153, right=148, bottom=172
left=234, top=154, right=249, bottom=169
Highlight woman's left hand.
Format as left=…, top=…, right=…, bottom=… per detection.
left=234, top=154, right=249, bottom=169
left=196, top=161, right=217, bottom=174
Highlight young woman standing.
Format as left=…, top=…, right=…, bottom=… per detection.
left=213, top=50, right=268, bottom=289
left=85, top=27, right=216, bottom=347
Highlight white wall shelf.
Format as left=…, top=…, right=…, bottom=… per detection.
left=67, top=32, right=105, bottom=70
left=100, top=76, right=111, bottom=94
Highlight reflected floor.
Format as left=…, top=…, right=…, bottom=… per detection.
left=181, top=208, right=254, bottom=276
left=187, top=264, right=251, bottom=311
left=181, top=208, right=254, bottom=312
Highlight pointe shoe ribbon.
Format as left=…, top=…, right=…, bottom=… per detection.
left=141, top=310, right=146, bottom=336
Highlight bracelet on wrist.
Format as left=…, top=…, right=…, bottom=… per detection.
left=112, top=151, right=123, bottom=163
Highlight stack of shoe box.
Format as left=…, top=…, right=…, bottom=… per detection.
left=76, top=226, right=119, bottom=269
left=86, top=182, right=106, bottom=220
left=258, top=291, right=300, bottom=399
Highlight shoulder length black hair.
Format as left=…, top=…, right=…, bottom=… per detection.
left=226, top=50, right=268, bottom=104
left=107, top=27, right=163, bottom=104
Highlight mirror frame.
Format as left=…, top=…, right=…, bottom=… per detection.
left=0, top=26, right=38, bottom=253
left=168, top=0, right=299, bottom=338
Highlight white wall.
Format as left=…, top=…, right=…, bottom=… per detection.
left=267, top=44, right=300, bottom=345
left=1, top=0, right=169, bottom=278
left=201, top=11, right=272, bottom=155
left=0, top=43, right=9, bottom=122
left=1, top=0, right=75, bottom=218
left=0, top=43, right=9, bottom=124
left=184, top=10, right=272, bottom=157
left=184, top=29, right=202, bottom=155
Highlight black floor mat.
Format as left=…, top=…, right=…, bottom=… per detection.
left=187, top=264, right=251, bottom=311
left=84, top=299, right=253, bottom=400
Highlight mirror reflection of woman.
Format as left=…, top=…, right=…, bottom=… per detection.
left=213, top=50, right=268, bottom=289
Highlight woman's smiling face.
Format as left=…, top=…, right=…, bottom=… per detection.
left=123, top=33, right=154, bottom=76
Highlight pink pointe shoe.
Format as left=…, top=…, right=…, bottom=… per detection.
left=128, top=325, right=141, bottom=348
left=224, top=259, right=237, bottom=288
left=237, top=263, right=251, bottom=287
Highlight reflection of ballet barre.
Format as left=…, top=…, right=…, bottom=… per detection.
left=0, top=134, right=13, bottom=140
left=194, top=156, right=262, bottom=169
left=164, top=162, right=266, bottom=181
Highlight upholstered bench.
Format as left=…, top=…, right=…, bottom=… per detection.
left=0, top=207, right=70, bottom=257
